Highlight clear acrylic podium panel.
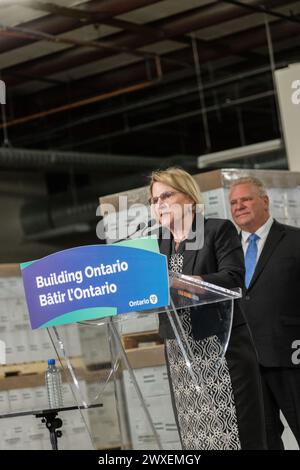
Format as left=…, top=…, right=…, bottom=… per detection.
left=47, top=274, right=241, bottom=450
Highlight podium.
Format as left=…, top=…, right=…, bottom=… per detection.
left=47, top=273, right=241, bottom=450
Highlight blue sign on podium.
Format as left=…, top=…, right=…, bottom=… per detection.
left=20, top=238, right=169, bottom=329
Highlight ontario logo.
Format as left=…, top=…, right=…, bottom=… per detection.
left=149, top=294, right=158, bottom=304
left=128, top=294, right=158, bottom=307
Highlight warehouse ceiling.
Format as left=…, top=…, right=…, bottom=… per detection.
left=0, top=0, right=300, bottom=250
left=1, top=0, right=300, bottom=157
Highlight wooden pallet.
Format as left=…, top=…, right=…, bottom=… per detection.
left=126, top=344, right=165, bottom=368
left=121, top=330, right=163, bottom=350
left=97, top=445, right=122, bottom=450
left=121, top=331, right=165, bottom=368
left=0, top=357, right=112, bottom=391
left=0, top=263, right=21, bottom=277
left=0, top=357, right=85, bottom=379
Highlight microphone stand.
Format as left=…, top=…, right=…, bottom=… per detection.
left=36, top=410, right=62, bottom=450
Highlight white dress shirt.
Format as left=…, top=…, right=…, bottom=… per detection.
left=241, top=216, right=274, bottom=262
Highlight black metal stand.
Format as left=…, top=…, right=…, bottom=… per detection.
left=36, top=411, right=63, bottom=450
left=0, top=404, right=102, bottom=451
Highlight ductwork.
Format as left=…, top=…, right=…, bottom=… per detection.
left=0, top=146, right=198, bottom=171
left=0, top=146, right=164, bottom=170
left=16, top=149, right=197, bottom=239
left=20, top=175, right=147, bottom=239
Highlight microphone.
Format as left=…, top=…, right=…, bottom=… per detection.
left=131, top=218, right=160, bottom=239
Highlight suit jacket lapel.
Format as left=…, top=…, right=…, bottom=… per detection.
left=182, top=245, right=197, bottom=274
left=247, top=220, right=285, bottom=290
left=158, top=229, right=172, bottom=258
left=182, top=214, right=206, bottom=274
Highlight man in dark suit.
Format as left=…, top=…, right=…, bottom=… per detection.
left=229, top=176, right=300, bottom=449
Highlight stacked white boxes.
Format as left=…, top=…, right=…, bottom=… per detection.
left=77, top=322, right=111, bottom=368
left=100, top=169, right=300, bottom=231
left=0, top=269, right=82, bottom=365
left=122, top=366, right=181, bottom=450
left=0, top=265, right=95, bottom=450
left=117, top=312, right=159, bottom=336
left=86, top=380, right=121, bottom=449
left=0, top=379, right=93, bottom=450
left=193, top=169, right=300, bottom=227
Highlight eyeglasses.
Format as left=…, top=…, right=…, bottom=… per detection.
left=148, top=191, right=179, bottom=205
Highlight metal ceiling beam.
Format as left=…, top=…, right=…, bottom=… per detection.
left=22, top=0, right=280, bottom=66
left=17, top=0, right=165, bottom=39
left=58, top=89, right=276, bottom=150
left=21, top=0, right=241, bottom=66
left=0, top=80, right=156, bottom=129
left=6, top=15, right=300, bottom=127
left=0, top=20, right=165, bottom=70
left=189, top=36, right=266, bottom=66
left=0, top=0, right=162, bottom=54
left=220, top=0, right=300, bottom=24
left=15, top=63, right=279, bottom=147
left=2, top=0, right=293, bottom=87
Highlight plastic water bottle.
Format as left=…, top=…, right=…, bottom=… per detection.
left=45, top=359, right=63, bottom=409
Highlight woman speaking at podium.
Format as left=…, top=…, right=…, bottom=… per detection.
left=149, top=167, right=266, bottom=450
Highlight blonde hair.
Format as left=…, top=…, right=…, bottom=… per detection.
left=230, top=176, right=268, bottom=197
left=149, top=167, right=202, bottom=204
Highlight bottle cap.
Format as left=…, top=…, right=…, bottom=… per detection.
left=48, top=359, right=55, bottom=365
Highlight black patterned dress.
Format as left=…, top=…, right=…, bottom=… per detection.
left=165, top=251, right=241, bottom=450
